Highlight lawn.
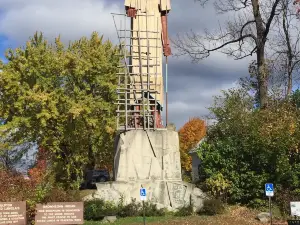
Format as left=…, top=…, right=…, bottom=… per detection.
left=84, top=206, right=288, bottom=225
left=84, top=216, right=171, bottom=225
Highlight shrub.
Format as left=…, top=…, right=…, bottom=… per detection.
left=174, top=204, right=194, bottom=217
left=84, top=199, right=118, bottom=221
left=199, top=199, right=225, bottom=216
left=43, top=187, right=81, bottom=202
left=118, top=198, right=141, bottom=217
left=118, top=198, right=165, bottom=218
left=141, top=201, right=165, bottom=217
left=84, top=198, right=166, bottom=220
left=0, top=170, right=35, bottom=201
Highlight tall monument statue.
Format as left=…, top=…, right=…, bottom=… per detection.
left=85, top=1, right=205, bottom=212
left=116, top=0, right=171, bottom=129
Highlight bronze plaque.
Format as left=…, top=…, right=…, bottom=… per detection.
left=35, top=202, right=83, bottom=225
left=0, top=201, right=26, bottom=225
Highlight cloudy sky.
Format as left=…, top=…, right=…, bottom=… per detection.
left=0, top=0, right=252, bottom=128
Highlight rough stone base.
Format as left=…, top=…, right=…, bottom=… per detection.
left=114, top=130, right=182, bottom=182
left=84, top=130, right=206, bottom=211
left=84, top=180, right=205, bottom=212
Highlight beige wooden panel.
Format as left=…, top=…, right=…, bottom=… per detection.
left=160, top=0, right=171, bottom=11
left=127, top=0, right=165, bottom=106
left=125, top=0, right=171, bottom=11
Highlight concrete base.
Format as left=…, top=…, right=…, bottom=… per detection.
left=114, top=130, right=182, bottom=182
left=84, top=180, right=205, bottom=211
left=84, top=130, right=205, bottom=211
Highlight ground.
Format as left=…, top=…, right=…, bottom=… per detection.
left=84, top=206, right=288, bottom=225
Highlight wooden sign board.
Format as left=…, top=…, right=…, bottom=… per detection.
left=35, top=202, right=84, bottom=225
left=0, top=201, right=26, bottom=225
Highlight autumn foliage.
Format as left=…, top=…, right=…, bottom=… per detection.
left=178, top=117, right=206, bottom=171
left=28, top=147, right=48, bottom=185
left=0, top=170, right=35, bottom=201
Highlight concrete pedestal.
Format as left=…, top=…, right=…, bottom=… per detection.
left=84, top=130, right=205, bottom=211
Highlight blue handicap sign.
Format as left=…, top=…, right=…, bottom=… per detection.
left=140, top=188, right=146, bottom=197
left=265, top=183, right=274, bottom=197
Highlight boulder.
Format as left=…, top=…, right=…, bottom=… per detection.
left=256, top=212, right=270, bottom=223
left=102, top=216, right=117, bottom=223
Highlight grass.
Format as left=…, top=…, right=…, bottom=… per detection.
left=83, top=206, right=289, bottom=225
left=84, top=216, right=171, bottom=224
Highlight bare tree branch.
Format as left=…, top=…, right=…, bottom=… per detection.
left=174, top=0, right=286, bottom=107
left=263, top=0, right=282, bottom=42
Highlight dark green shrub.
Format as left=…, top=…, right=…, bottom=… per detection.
left=118, top=198, right=141, bottom=217
left=174, top=204, right=194, bottom=217
left=199, top=199, right=225, bottom=216
left=141, top=201, right=165, bottom=217
left=118, top=198, right=165, bottom=217
left=85, top=198, right=166, bottom=220
left=84, top=200, right=118, bottom=221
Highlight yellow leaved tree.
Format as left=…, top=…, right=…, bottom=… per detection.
left=178, top=117, right=206, bottom=172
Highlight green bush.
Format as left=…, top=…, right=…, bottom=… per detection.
left=174, top=204, right=194, bottom=217
left=118, top=198, right=141, bottom=218
left=142, top=201, right=165, bottom=217
left=199, top=199, right=225, bottom=216
left=118, top=198, right=165, bottom=217
left=84, top=198, right=166, bottom=220
left=84, top=200, right=118, bottom=221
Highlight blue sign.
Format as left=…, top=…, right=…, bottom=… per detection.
left=140, top=188, right=146, bottom=196
left=265, top=183, right=274, bottom=197
left=140, top=188, right=146, bottom=201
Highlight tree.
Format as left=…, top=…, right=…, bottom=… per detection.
left=174, top=0, right=284, bottom=107
left=0, top=32, right=120, bottom=188
left=178, top=117, right=206, bottom=171
left=197, top=86, right=300, bottom=209
left=267, top=0, right=300, bottom=96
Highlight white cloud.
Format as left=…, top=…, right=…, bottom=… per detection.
left=0, top=0, right=122, bottom=44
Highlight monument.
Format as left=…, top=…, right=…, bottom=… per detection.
left=84, top=0, right=205, bottom=211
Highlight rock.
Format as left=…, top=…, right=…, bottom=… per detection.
left=102, top=216, right=117, bottom=223
left=191, top=187, right=206, bottom=212
left=256, top=212, right=270, bottom=223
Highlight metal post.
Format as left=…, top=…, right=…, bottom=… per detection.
left=269, top=196, right=273, bottom=225
left=143, top=200, right=146, bottom=225
left=165, top=56, right=168, bottom=127
left=165, top=7, right=169, bottom=127
left=141, top=184, right=146, bottom=225
left=146, top=5, right=150, bottom=130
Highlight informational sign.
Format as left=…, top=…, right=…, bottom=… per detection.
left=265, top=183, right=274, bottom=197
left=291, top=202, right=300, bottom=216
left=0, top=201, right=26, bottom=225
left=35, top=202, right=83, bottom=225
left=140, top=188, right=147, bottom=201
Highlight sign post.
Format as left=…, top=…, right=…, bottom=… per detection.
left=140, top=187, right=146, bottom=225
left=265, top=183, right=274, bottom=225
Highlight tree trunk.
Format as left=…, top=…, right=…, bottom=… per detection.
left=252, top=0, right=268, bottom=107
left=282, top=1, right=293, bottom=96
left=257, top=47, right=268, bottom=108
left=287, top=61, right=293, bottom=96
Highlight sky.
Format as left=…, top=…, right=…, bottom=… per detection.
left=0, top=0, right=252, bottom=129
